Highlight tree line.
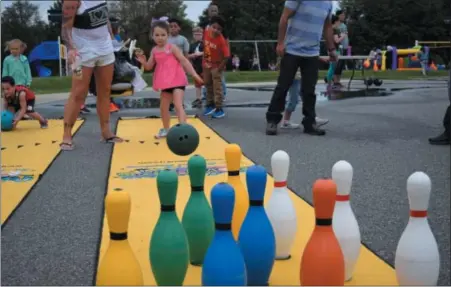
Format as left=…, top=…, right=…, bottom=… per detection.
left=1, top=0, right=449, bottom=76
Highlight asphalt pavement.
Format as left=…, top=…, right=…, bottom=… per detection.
left=1, top=80, right=450, bottom=286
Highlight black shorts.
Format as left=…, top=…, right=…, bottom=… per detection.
left=9, top=99, right=35, bottom=113
left=162, top=86, right=186, bottom=94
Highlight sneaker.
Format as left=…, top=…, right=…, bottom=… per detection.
left=80, top=105, right=91, bottom=114
left=304, top=124, right=326, bottom=136
left=212, top=108, right=225, bottom=118
left=203, top=106, right=216, bottom=116
left=109, top=102, right=119, bottom=113
left=280, top=121, right=300, bottom=129
left=40, top=120, right=48, bottom=129
left=23, top=114, right=31, bottom=120
left=169, top=103, right=175, bottom=112
left=266, top=122, right=278, bottom=135
left=154, top=128, right=168, bottom=139
left=192, top=99, right=202, bottom=108
left=315, top=117, right=329, bottom=127
left=428, top=131, right=450, bottom=145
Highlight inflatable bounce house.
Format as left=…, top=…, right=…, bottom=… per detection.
left=390, top=46, right=429, bottom=71
left=378, top=40, right=449, bottom=71
left=28, top=37, right=67, bottom=77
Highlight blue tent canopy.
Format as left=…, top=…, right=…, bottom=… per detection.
left=28, top=41, right=60, bottom=63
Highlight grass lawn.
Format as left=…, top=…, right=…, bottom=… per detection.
left=30, top=70, right=449, bottom=94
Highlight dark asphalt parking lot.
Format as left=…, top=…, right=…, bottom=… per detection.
left=1, top=84, right=450, bottom=286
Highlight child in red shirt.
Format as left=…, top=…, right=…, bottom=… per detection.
left=1, top=76, right=48, bottom=129
left=202, top=16, right=230, bottom=119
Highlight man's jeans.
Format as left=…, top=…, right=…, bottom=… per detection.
left=266, top=53, right=319, bottom=126
left=286, top=79, right=301, bottom=113
left=203, top=73, right=226, bottom=99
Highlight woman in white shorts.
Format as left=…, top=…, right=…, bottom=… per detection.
left=60, top=0, right=123, bottom=150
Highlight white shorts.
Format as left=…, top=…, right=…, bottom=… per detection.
left=82, top=53, right=115, bottom=68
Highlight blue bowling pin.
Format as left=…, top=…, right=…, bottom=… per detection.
left=202, top=183, right=247, bottom=286
left=239, top=165, right=276, bottom=286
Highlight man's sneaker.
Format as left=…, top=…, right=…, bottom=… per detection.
left=428, top=131, right=450, bottom=145
left=212, top=108, right=225, bottom=118
left=154, top=128, right=168, bottom=139
left=192, top=99, right=202, bottom=108
left=266, top=122, right=278, bottom=135
left=316, top=117, right=329, bottom=127
left=80, top=105, right=91, bottom=114
left=304, top=124, right=326, bottom=136
left=109, top=102, right=119, bottom=113
left=280, top=121, right=300, bottom=129
left=40, top=120, right=48, bottom=129
left=203, top=106, right=216, bottom=116
left=169, top=103, right=175, bottom=112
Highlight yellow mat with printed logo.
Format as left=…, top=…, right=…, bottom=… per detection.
left=1, top=119, right=84, bottom=225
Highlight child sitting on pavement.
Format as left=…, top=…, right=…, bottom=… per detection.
left=281, top=71, right=329, bottom=129
left=1, top=76, right=48, bottom=129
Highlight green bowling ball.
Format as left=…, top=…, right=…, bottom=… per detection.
left=166, top=123, right=200, bottom=156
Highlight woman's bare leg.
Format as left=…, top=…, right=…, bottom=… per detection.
left=94, top=63, right=122, bottom=141
left=160, top=92, right=172, bottom=130
left=173, top=89, right=187, bottom=123
left=62, top=66, right=94, bottom=144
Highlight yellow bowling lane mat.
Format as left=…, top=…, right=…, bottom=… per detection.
left=98, top=116, right=397, bottom=286
left=1, top=119, right=84, bottom=225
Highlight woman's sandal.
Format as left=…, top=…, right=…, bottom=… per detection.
left=102, top=136, right=124, bottom=143
left=60, top=142, right=74, bottom=151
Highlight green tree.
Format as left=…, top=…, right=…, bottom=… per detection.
left=46, top=0, right=63, bottom=41
left=109, top=0, right=193, bottom=54
left=341, top=0, right=449, bottom=59
left=1, top=0, right=47, bottom=62
left=198, top=0, right=284, bottom=69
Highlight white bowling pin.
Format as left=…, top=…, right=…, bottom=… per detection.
left=395, top=171, right=440, bottom=286
left=266, top=150, right=297, bottom=260
left=332, top=160, right=361, bottom=282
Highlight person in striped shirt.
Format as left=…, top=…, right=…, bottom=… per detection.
left=266, top=0, right=337, bottom=136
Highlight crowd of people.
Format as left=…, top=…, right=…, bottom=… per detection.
left=1, top=0, right=449, bottom=148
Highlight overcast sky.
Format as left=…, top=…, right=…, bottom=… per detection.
left=0, top=1, right=210, bottom=23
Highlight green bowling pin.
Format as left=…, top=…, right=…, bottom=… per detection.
left=182, top=155, right=215, bottom=265
left=150, top=169, right=189, bottom=286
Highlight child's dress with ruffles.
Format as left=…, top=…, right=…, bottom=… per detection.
left=152, top=44, right=188, bottom=92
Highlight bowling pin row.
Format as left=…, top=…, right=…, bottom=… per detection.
left=96, top=143, right=440, bottom=286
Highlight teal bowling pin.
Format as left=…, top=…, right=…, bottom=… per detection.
left=150, top=169, right=189, bottom=286
left=239, top=165, right=276, bottom=286
left=182, top=155, right=214, bottom=265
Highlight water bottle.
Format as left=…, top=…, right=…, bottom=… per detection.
left=72, top=55, right=82, bottom=80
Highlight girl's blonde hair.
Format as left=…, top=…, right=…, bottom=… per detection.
left=4, top=39, right=27, bottom=53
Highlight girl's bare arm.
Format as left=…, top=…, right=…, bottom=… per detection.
left=143, top=50, right=156, bottom=71
left=171, top=45, right=198, bottom=77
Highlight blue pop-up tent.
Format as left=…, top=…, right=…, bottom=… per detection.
left=28, top=41, right=60, bottom=77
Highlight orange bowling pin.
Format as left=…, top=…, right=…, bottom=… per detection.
left=225, top=144, right=249, bottom=240
left=300, top=178, right=345, bottom=286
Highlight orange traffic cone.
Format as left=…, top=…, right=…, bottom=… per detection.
left=300, top=178, right=345, bottom=286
